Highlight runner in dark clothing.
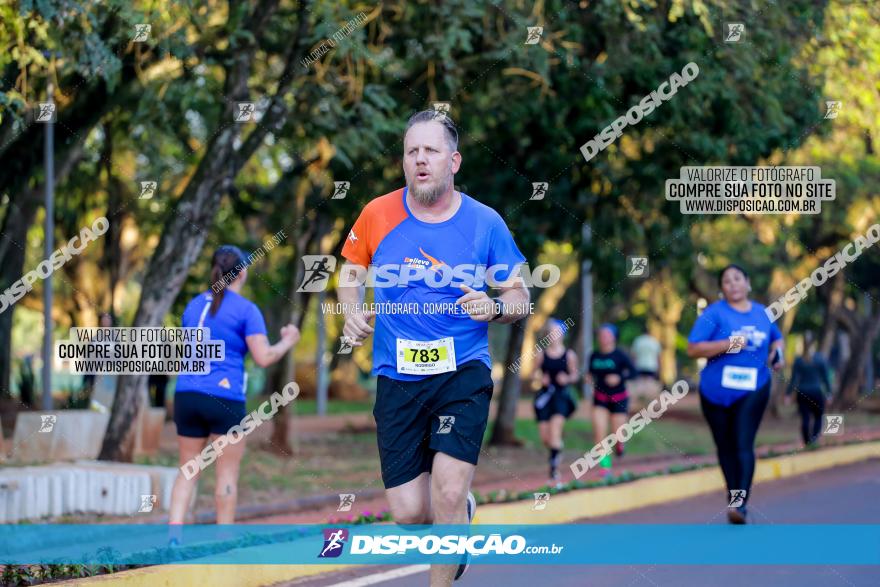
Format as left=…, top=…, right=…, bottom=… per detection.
left=531, top=318, right=578, bottom=486
left=585, top=323, right=635, bottom=475
left=786, top=331, right=832, bottom=445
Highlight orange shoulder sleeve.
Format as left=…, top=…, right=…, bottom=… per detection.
left=341, top=188, right=408, bottom=267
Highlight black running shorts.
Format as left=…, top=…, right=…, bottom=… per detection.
left=173, top=391, right=246, bottom=438
left=534, top=385, right=577, bottom=421
left=373, top=360, right=494, bottom=489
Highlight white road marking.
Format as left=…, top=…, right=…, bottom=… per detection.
left=325, top=565, right=430, bottom=586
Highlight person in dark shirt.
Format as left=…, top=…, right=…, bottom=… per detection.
left=585, top=323, right=635, bottom=474
left=531, top=318, right=578, bottom=486
left=786, top=331, right=832, bottom=445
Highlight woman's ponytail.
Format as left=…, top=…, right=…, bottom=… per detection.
left=208, top=245, right=249, bottom=316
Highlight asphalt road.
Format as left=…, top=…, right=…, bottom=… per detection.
left=284, top=459, right=880, bottom=587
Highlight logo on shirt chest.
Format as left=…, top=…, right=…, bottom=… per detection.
left=731, top=325, right=766, bottom=351
left=592, top=358, right=616, bottom=370
left=403, top=247, right=446, bottom=272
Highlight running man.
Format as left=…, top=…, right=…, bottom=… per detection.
left=687, top=263, right=784, bottom=524
left=531, top=318, right=578, bottom=486
left=168, top=245, right=299, bottom=528
left=585, top=324, right=635, bottom=476
left=339, top=110, right=530, bottom=585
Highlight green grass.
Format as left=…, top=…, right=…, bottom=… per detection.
left=491, top=417, right=795, bottom=457
left=244, top=396, right=372, bottom=415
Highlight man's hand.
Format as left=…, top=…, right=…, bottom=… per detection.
left=455, top=284, right=496, bottom=322
left=342, top=310, right=375, bottom=347
left=555, top=372, right=569, bottom=386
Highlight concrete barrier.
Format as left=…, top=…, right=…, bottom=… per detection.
left=0, top=461, right=180, bottom=522
left=11, top=411, right=110, bottom=461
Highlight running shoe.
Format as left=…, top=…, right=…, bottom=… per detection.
left=727, top=505, right=747, bottom=524
left=454, top=492, right=477, bottom=581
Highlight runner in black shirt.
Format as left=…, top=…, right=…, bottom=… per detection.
left=785, top=331, right=832, bottom=445
left=531, top=318, right=578, bottom=486
left=585, top=323, right=635, bottom=475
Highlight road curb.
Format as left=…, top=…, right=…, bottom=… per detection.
left=475, top=440, right=880, bottom=524
left=57, top=440, right=880, bottom=586
left=56, top=564, right=355, bottom=586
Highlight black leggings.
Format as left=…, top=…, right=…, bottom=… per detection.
left=796, top=389, right=825, bottom=444
left=700, top=383, right=771, bottom=506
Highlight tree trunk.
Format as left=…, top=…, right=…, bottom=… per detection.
left=0, top=139, right=87, bottom=396
left=98, top=2, right=312, bottom=461
left=0, top=50, right=142, bottom=399
left=0, top=191, right=41, bottom=397
left=268, top=204, right=323, bottom=455
left=646, top=266, right=684, bottom=386
left=489, top=323, right=526, bottom=446
left=819, top=271, right=846, bottom=358
left=834, top=302, right=880, bottom=409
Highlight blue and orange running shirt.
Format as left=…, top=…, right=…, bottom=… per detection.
left=341, top=187, right=526, bottom=381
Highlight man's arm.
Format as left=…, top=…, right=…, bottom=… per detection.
left=492, top=277, right=531, bottom=324
left=455, top=276, right=530, bottom=323
left=338, top=263, right=374, bottom=347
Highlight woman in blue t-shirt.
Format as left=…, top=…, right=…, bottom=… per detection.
left=687, top=264, right=784, bottom=524
left=169, top=245, right=299, bottom=528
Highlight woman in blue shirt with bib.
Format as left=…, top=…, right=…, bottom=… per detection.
left=687, top=264, right=784, bottom=524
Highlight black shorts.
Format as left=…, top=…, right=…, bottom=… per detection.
left=373, top=360, right=494, bottom=489
left=593, top=392, right=629, bottom=414
left=534, top=386, right=577, bottom=421
left=174, top=391, right=246, bottom=438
